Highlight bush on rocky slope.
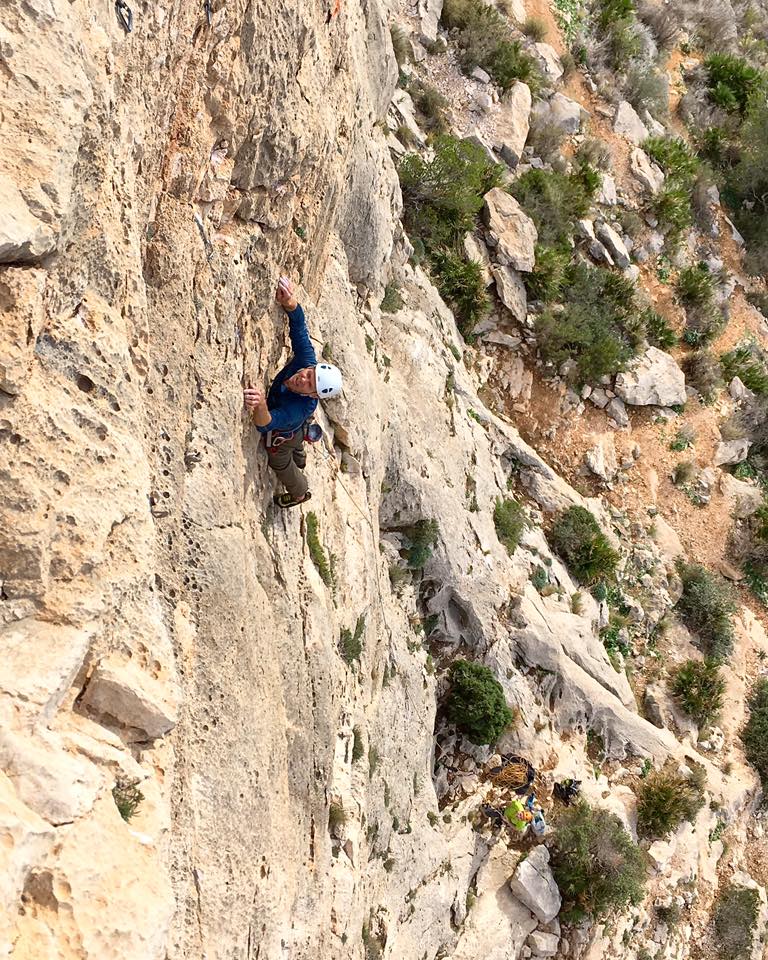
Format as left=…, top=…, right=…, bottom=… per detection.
left=742, top=678, right=768, bottom=788
left=550, top=800, right=646, bottom=920
left=636, top=766, right=705, bottom=839
left=670, top=658, right=725, bottom=727
left=683, top=349, right=724, bottom=401
left=550, top=506, right=619, bottom=585
left=713, top=883, right=760, bottom=959
left=676, top=561, right=736, bottom=661
left=446, top=659, right=514, bottom=744
left=494, top=497, right=528, bottom=555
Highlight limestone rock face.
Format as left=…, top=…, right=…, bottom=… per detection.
left=81, top=655, right=179, bottom=740
left=492, top=265, right=528, bottom=322
left=596, top=222, right=631, bottom=269
left=508, top=845, right=561, bottom=923
left=534, top=92, right=587, bottom=134
left=483, top=188, right=537, bottom=271
left=714, top=438, right=751, bottom=466
left=615, top=347, right=687, bottom=406
left=494, top=81, right=532, bottom=167
left=613, top=101, right=649, bottom=145
left=533, top=43, right=564, bottom=81
left=585, top=434, right=619, bottom=482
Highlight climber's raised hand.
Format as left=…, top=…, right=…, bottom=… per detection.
left=275, top=275, right=298, bottom=311
left=243, top=387, right=266, bottom=411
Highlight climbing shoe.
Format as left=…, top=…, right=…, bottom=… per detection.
left=274, top=491, right=312, bottom=509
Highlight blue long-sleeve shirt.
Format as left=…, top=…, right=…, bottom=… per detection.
left=255, top=304, right=318, bottom=435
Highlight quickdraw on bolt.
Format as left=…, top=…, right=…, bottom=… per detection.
left=115, top=0, right=133, bottom=32
left=204, top=0, right=212, bottom=25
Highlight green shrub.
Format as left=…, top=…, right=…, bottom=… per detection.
left=742, top=678, right=768, bottom=788
left=112, top=777, right=144, bottom=822
left=522, top=15, right=547, bottom=40
left=307, top=512, right=334, bottom=588
left=441, top=0, right=543, bottom=91
left=676, top=262, right=717, bottom=309
left=525, top=244, right=571, bottom=303
left=705, top=54, right=764, bottom=114
left=340, top=614, right=366, bottom=663
left=670, top=658, right=725, bottom=726
left=430, top=249, right=489, bottom=338
left=672, top=460, right=696, bottom=487
left=511, top=167, right=598, bottom=249
left=670, top=425, right=696, bottom=451
left=636, top=0, right=679, bottom=49
left=526, top=113, right=567, bottom=164
left=381, top=283, right=404, bottom=313
left=636, top=767, right=705, bottom=839
left=644, top=137, right=700, bottom=184
left=651, top=184, right=693, bottom=243
left=445, top=659, right=514, bottom=744
left=494, top=497, right=527, bottom=555
left=677, top=561, right=736, bottom=661
left=644, top=309, right=679, bottom=349
left=352, top=725, right=365, bottom=762
left=624, top=63, right=669, bottom=117
left=550, top=800, right=646, bottom=920
left=550, top=506, right=619, bottom=585
left=684, top=350, right=723, bottom=401
left=390, top=24, right=411, bottom=66
left=596, top=0, right=634, bottom=32
left=533, top=263, right=640, bottom=383
left=577, top=137, right=612, bottom=170
left=410, top=79, right=450, bottom=132
left=721, top=342, right=768, bottom=394
left=724, top=97, right=768, bottom=277
left=329, top=802, right=346, bottom=830
left=406, top=518, right=439, bottom=569
left=713, top=884, right=760, bottom=959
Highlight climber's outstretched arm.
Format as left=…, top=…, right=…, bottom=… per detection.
left=244, top=388, right=271, bottom=427
left=276, top=277, right=316, bottom=367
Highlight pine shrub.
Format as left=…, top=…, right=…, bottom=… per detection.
left=550, top=800, right=646, bottom=920
left=677, top=561, right=736, bottom=661
left=406, top=518, right=439, bottom=569
left=670, top=658, right=725, bottom=726
left=445, top=659, right=514, bottom=744
left=550, top=506, right=619, bottom=585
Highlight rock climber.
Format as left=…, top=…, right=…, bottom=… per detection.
left=244, top=276, right=343, bottom=508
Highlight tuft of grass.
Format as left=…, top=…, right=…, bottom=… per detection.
left=352, top=725, right=365, bottom=762
left=670, top=658, right=725, bottom=727
left=644, top=137, right=700, bottom=184
left=670, top=425, right=696, bottom=452
left=380, top=283, right=404, bottom=313
left=390, top=24, right=411, bottom=67
left=684, top=350, right=723, bottom=402
left=721, top=342, right=768, bottom=395
left=329, top=802, right=347, bottom=831
left=550, top=505, right=619, bottom=585
left=705, top=54, right=764, bottom=114
left=306, top=512, right=334, bottom=588
left=677, top=561, right=736, bottom=662
left=636, top=766, right=705, bottom=839
left=522, top=15, right=547, bottom=40
left=410, top=78, right=450, bottom=133
left=112, top=778, right=144, bottom=822
left=493, top=497, right=527, bottom=555
left=446, top=659, right=514, bottom=745
left=406, top=518, right=439, bottom=569
left=644, top=309, right=678, bottom=350
left=526, top=113, right=567, bottom=164
left=673, top=459, right=696, bottom=487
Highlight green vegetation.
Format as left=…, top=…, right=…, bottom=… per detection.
left=340, top=614, right=366, bottom=663
left=511, top=166, right=598, bottom=251
left=644, top=136, right=700, bottom=184
left=409, top=78, right=450, bottom=133
left=636, top=767, right=705, bottom=839
left=390, top=24, right=410, bottom=66
left=742, top=678, right=768, bottom=788
left=442, top=0, right=543, bottom=91
left=522, top=15, right=547, bottom=40
left=112, top=777, right=144, bottom=822
left=683, top=349, right=723, bottom=402
left=398, top=136, right=502, bottom=338
left=672, top=460, right=696, bottom=487
left=677, top=561, right=736, bottom=662
left=713, top=884, right=760, bottom=959
left=670, top=658, right=725, bottom=727
left=380, top=283, right=404, bottom=313
left=445, top=659, right=514, bottom=745
left=670, top=425, right=696, bottom=452
left=675, top=263, right=726, bottom=346
left=721, top=341, right=768, bottom=394
left=705, top=54, right=764, bottom=114
left=550, top=506, right=619, bottom=585
left=644, top=309, right=679, bottom=350
left=406, top=518, right=439, bottom=569
left=306, top=512, right=334, bottom=588
left=329, top=802, right=347, bottom=831
left=352, top=725, right=364, bottom=762
left=493, top=497, right=527, bottom=555
left=550, top=800, right=646, bottom=920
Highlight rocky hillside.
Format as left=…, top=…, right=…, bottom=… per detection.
left=3, top=0, right=768, bottom=957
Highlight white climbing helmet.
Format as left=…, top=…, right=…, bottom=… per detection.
left=315, top=363, right=343, bottom=399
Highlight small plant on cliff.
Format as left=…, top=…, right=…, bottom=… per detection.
left=340, top=614, right=366, bottom=663
left=328, top=802, right=347, bottom=832
left=493, top=497, right=527, bottom=555
left=550, top=506, right=619, bottom=585
left=636, top=766, right=705, bottom=839
left=549, top=800, right=646, bottom=920
left=352, top=726, right=365, bottom=762
left=670, top=658, right=725, bottom=727
left=406, top=519, right=440, bottom=569
left=445, top=659, right=514, bottom=745
left=306, top=512, right=334, bottom=589
left=721, top=342, right=768, bottom=395
left=713, top=884, right=760, bottom=959
left=741, top=678, right=768, bottom=788
left=390, top=24, right=411, bottom=66
left=112, top=777, right=144, bottom=822
left=705, top=54, right=764, bottom=114
left=676, top=561, right=736, bottom=661
left=380, top=283, right=404, bottom=314
left=522, top=15, right=547, bottom=40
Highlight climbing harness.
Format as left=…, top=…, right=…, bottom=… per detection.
left=115, top=0, right=133, bottom=32
left=265, top=421, right=323, bottom=453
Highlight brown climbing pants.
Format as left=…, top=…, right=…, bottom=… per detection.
left=266, top=430, right=308, bottom=500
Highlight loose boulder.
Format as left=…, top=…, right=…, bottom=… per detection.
left=494, top=82, right=531, bottom=167
left=714, top=438, right=751, bottom=466
left=492, top=265, right=527, bottom=322
left=596, top=222, right=631, bottom=269
left=613, top=101, right=648, bottom=145
left=483, top=189, right=537, bottom=272
left=80, top=655, right=178, bottom=740
left=630, top=148, right=664, bottom=194
left=533, top=43, right=563, bottom=82
left=614, top=347, right=686, bottom=407
left=508, top=845, right=561, bottom=923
